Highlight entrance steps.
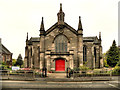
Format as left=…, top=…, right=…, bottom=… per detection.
left=47, top=73, right=67, bottom=79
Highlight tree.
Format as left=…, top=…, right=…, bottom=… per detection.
left=103, top=53, right=109, bottom=67
left=107, top=40, right=119, bottom=67
left=16, top=54, right=23, bottom=68
left=12, top=59, right=17, bottom=66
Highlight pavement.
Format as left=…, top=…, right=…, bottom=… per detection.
left=1, top=80, right=120, bottom=89
left=35, top=73, right=114, bottom=82
left=1, top=73, right=120, bottom=89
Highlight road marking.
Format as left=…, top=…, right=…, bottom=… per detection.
left=108, top=83, right=120, bottom=89
left=104, top=81, right=120, bottom=89
left=47, top=82, right=92, bottom=83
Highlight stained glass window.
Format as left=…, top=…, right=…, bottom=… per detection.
left=55, top=35, right=67, bottom=52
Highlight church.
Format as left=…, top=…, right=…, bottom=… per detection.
left=24, top=4, right=103, bottom=72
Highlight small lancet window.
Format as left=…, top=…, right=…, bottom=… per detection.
left=83, top=45, right=87, bottom=64
left=94, top=47, right=97, bottom=63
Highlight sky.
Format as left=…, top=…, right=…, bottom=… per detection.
left=0, top=0, right=119, bottom=59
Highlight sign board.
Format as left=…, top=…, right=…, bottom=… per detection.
left=12, top=66, right=20, bottom=71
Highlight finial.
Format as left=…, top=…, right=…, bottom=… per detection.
left=40, top=17, right=44, bottom=31
left=60, top=3, right=62, bottom=11
left=26, top=32, right=28, bottom=41
left=78, top=16, right=82, bottom=30
left=40, top=17, right=45, bottom=36
left=57, top=3, right=65, bottom=25
left=99, top=32, right=101, bottom=40
left=42, top=17, right=43, bottom=21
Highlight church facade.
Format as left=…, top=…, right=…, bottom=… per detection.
left=24, top=4, right=103, bottom=72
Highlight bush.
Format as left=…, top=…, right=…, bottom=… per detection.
left=73, top=67, right=80, bottom=71
left=79, top=66, right=89, bottom=71
left=112, top=66, right=120, bottom=75
left=0, top=65, right=8, bottom=70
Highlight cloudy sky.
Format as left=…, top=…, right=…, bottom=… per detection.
left=0, top=0, right=119, bottom=59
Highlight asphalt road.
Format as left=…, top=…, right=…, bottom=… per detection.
left=0, top=80, right=120, bottom=89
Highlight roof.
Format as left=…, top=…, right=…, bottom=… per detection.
left=30, top=37, right=40, bottom=42
left=46, top=22, right=78, bottom=35
left=2, top=44, right=12, bottom=54
left=83, top=36, right=100, bottom=43
left=28, top=36, right=100, bottom=44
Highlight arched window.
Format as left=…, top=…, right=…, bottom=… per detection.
left=55, top=35, right=68, bottom=52
left=94, top=47, right=97, bottom=63
left=30, top=48, right=32, bottom=56
left=83, top=45, right=87, bottom=64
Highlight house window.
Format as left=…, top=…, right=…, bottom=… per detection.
left=55, top=35, right=68, bottom=52
left=83, top=45, right=87, bottom=64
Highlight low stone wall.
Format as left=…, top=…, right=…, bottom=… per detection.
left=0, top=70, right=35, bottom=80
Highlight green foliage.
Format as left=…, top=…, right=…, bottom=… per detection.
left=79, top=65, right=89, bottom=71
left=104, top=59, right=109, bottom=67
left=103, top=53, right=109, bottom=67
left=1, top=61, right=6, bottom=65
left=73, top=67, right=80, bottom=71
left=12, top=59, right=17, bottom=66
left=112, top=66, right=120, bottom=75
left=107, top=40, right=119, bottom=67
left=0, top=64, right=8, bottom=70
left=116, top=59, right=120, bottom=66
left=93, top=69, right=100, bottom=74
left=16, top=54, right=23, bottom=68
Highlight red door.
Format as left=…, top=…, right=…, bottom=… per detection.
left=55, top=59, right=65, bottom=71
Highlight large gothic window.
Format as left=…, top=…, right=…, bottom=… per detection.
left=83, top=45, right=87, bottom=64
left=55, top=35, right=67, bottom=52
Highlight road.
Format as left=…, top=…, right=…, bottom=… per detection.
left=0, top=80, right=120, bottom=89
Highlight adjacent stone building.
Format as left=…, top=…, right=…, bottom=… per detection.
left=0, top=38, right=12, bottom=65
left=24, top=4, right=103, bottom=72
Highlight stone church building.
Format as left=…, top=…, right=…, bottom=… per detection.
left=24, top=4, right=103, bottom=72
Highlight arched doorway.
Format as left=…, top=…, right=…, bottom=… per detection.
left=55, top=59, right=65, bottom=71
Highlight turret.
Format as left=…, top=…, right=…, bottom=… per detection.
left=39, top=17, right=45, bottom=69
left=77, top=16, right=83, bottom=67
left=57, top=3, right=65, bottom=25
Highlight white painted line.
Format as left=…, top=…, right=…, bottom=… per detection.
left=104, top=81, right=120, bottom=89
left=47, top=82, right=92, bottom=84
left=108, top=83, right=120, bottom=89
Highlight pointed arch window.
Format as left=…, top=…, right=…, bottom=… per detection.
left=83, top=45, right=87, bottom=64
left=94, top=47, right=97, bottom=63
left=55, top=35, right=68, bottom=52
left=31, top=48, right=32, bottom=56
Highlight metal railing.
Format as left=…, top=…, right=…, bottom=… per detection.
left=66, top=69, right=112, bottom=81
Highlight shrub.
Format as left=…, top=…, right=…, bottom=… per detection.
left=112, top=66, right=120, bottom=75
left=79, top=66, right=89, bottom=71
left=73, top=67, right=80, bottom=71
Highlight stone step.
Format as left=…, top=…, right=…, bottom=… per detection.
left=47, top=73, right=67, bottom=78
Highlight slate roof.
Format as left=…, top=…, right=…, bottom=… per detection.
left=28, top=36, right=100, bottom=44
left=46, top=22, right=78, bottom=35
left=30, top=37, right=40, bottom=42
left=83, top=36, right=100, bottom=43
left=2, top=44, right=12, bottom=54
